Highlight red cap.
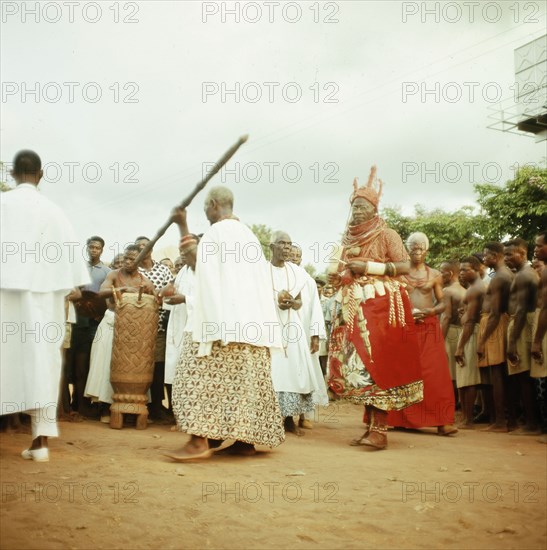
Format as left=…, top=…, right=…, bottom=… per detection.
left=350, top=165, right=383, bottom=208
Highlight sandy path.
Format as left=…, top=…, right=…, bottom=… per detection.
left=1, top=402, right=546, bottom=550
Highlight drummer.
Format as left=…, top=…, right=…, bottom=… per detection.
left=99, top=245, right=156, bottom=301
left=85, top=245, right=155, bottom=419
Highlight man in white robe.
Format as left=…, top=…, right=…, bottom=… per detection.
left=161, top=235, right=198, bottom=406
left=0, top=150, right=89, bottom=461
left=167, top=188, right=285, bottom=460
left=290, top=244, right=328, bottom=429
left=270, top=233, right=328, bottom=435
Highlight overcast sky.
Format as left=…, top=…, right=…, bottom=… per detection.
left=2, top=0, right=545, bottom=268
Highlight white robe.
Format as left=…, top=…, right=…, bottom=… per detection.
left=298, top=268, right=327, bottom=340
left=164, top=265, right=195, bottom=384
left=84, top=309, right=116, bottom=404
left=297, top=267, right=329, bottom=406
left=1, top=184, right=89, bottom=416
left=191, top=219, right=282, bottom=355
left=270, top=263, right=327, bottom=404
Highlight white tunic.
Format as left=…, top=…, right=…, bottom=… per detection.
left=164, top=265, right=195, bottom=384
left=191, top=219, right=282, bottom=355
left=297, top=266, right=329, bottom=405
left=84, top=309, right=116, bottom=404
left=1, top=184, right=89, bottom=414
left=298, top=267, right=327, bottom=340
left=270, top=263, right=328, bottom=404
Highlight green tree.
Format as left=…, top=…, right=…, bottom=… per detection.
left=249, top=224, right=272, bottom=260
left=381, top=164, right=546, bottom=265
left=303, top=263, right=316, bottom=278
left=474, top=165, right=547, bottom=248
left=381, top=205, right=487, bottom=268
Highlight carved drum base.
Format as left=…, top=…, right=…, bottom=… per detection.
left=109, top=293, right=158, bottom=431
left=110, top=395, right=149, bottom=430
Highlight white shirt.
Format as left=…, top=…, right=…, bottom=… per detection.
left=0, top=183, right=89, bottom=292
left=191, top=218, right=282, bottom=355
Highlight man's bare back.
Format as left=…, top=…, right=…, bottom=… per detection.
left=444, top=282, right=466, bottom=326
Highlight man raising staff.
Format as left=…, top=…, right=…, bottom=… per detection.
left=167, top=187, right=284, bottom=460
left=1, top=150, right=89, bottom=461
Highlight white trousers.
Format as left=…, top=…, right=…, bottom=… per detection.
left=27, top=406, right=59, bottom=439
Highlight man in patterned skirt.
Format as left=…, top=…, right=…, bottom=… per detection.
left=166, top=187, right=284, bottom=460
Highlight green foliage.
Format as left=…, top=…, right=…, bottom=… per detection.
left=251, top=166, right=546, bottom=268
left=381, top=205, right=486, bottom=268
left=249, top=224, right=272, bottom=260
left=381, top=165, right=546, bottom=265
left=474, top=165, right=547, bottom=247
left=303, top=263, right=316, bottom=277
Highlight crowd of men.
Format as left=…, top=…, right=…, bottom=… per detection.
left=1, top=150, right=545, bottom=462
left=444, top=237, right=546, bottom=436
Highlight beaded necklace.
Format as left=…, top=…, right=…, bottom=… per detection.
left=402, top=265, right=431, bottom=290
left=270, top=262, right=293, bottom=357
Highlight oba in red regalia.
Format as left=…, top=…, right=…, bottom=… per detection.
left=327, top=166, right=424, bottom=449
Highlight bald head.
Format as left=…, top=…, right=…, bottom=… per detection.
left=270, top=230, right=291, bottom=245
left=270, top=231, right=292, bottom=265
left=440, top=259, right=460, bottom=286
left=205, top=186, right=234, bottom=209
left=204, top=186, right=234, bottom=224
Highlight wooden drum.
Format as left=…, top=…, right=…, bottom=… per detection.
left=110, top=292, right=158, bottom=429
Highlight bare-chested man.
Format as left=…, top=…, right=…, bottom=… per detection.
left=477, top=242, right=513, bottom=431
left=531, top=232, right=547, bottom=439
left=135, top=237, right=173, bottom=423
left=455, top=257, right=485, bottom=428
left=505, top=238, right=539, bottom=434
left=440, top=260, right=465, bottom=391
left=473, top=253, right=491, bottom=287
left=388, top=232, right=457, bottom=434
left=85, top=245, right=156, bottom=419
left=100, top=245, right=156, bottom=300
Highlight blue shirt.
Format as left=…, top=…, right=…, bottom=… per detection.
left=84, top=261, right=111, bottom=292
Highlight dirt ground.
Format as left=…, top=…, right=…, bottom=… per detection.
left=1, top=402, right=545, bottom=550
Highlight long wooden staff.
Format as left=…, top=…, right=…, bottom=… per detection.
left=135, top=134, right=249, bottom=264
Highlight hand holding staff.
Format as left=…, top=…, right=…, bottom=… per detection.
left=135, top=134, right=249, bottom=265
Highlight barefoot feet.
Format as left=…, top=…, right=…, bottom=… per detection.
left=164, top=436, right=212, bottom=461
